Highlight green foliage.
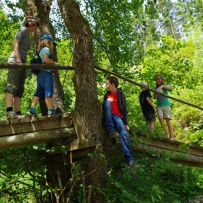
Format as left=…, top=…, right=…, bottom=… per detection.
left=104, top=156, right=203, bottom=203
left=57, top=39, right=75, bottom=111
left=142, top=36, right=199, bottom=89
left=0, top=146, right=47, bottom=202
left=0, top=70, right=8, bottom=118
left=0, top=9, right=19, bottom=62
left=171, top=87, right=203, bottom=145
left=84, top=0, right=145, bottom=67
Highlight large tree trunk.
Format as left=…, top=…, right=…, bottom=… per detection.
left=58, top=1, right=106, bottom=202
left=23, top=1, right=71, bottom=202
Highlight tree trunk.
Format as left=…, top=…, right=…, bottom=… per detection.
left=58, top=1, right=106, bottom=202
left=23, top=1, right=71, bottom=202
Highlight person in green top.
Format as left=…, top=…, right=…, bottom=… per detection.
left=154, top=74, right=173, bottom=139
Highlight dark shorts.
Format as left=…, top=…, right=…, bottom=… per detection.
left=34, top=71, right=53, bottom=99
left=4, top=57, right=26, bottom=98
left=144, top=112, right=155, bottom=122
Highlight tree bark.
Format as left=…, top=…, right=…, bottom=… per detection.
left=58, top=1, right=106, bottom=202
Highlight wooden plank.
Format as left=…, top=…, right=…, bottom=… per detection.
left=108, top=140, right=203, bottom=167
left=0, top=127, right=76, bottom=149
left=69, top=138, right=96, bottom=152
left=136, top=135, right=203, bottom=157
left=0, top=114, right=73, bottom=136
left=133, top=142, right=203, bottom=167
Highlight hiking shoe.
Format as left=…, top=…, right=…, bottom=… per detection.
left=26, top=110, right=37, bottom=117
left=7, top=111, right=17, bottom=119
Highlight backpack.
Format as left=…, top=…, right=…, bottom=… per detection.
left=30, top=52, right=42, bottom=75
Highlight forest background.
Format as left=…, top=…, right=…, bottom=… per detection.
left=0, top=0, right=203, bottom=202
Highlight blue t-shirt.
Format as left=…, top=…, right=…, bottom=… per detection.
left=39, top=47, right=51, bottom=72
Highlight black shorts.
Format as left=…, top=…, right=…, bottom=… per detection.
left=144, top=113, right=155, bottom=121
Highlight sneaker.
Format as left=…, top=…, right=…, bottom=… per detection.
left=127, top=160, right=134, bottom=168
left=7, top=111, right=17, bottom=119
left=15, top=112, right=28, bottom=119
left=26, top=110, right=37, bottom=117
left=48, top=111, right=56, bottom=118
left=16, top=111, right=22, bottom=116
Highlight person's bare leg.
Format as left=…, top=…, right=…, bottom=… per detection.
left=13, top=96, right=21, bottom=112
left=166, top=118, right=173, bottom=139
left=5, top=92, right=14, bottom=108
left=31, top=96, right=39, bottom=107
left=147, top=121, right=155, bottom=130
left=45, top=96, right=53, bottom=109
left=158, top=116, right=169, bottom=137
left=150, top=121, right=155, bottom=130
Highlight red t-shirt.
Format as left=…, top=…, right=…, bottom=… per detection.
left=107, top=92, right=123, bottom=118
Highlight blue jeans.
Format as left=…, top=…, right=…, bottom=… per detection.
left=104, top=100, right=133, bottom=163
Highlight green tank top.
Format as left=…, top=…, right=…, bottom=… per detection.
left=157, top=89, right=171, bottom=107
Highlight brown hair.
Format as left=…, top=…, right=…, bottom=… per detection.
left=107, top=76, right=119, bottom=88
left=155, top=74, right=164, bottom=87
left=23, top=16, right=39, bottom=27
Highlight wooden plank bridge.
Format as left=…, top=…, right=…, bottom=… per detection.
left=0, top=114, right=203, bottom=167
left=0, top=114, right=75, bottom=148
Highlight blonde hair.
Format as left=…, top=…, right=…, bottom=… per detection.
left=38, top=39, right=54, bottom=52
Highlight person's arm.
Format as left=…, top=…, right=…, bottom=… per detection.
left=154, top=91, right=158, bottom=99
left=13, top=39, right=22, bottom=63
left=160, top=85, right=173, bottom=91
left=14, top=27, right=27, bottom=63
left=146, top=97, right=156, bottom=112
left=42, top=54, right=56, bottom=64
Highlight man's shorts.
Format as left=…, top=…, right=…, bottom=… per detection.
left=34, top=71, right=53, bottom=99
left=4, top=57, right=26, bottom=98
left=157, top=106, right=172, bottom=119
left=144, top=112, right=155, bottom=122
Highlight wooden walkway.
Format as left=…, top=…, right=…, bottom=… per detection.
left=0, top=115, right=203, bottom=167
left=133, top=135, right=203, bottom=167
left=0, top=114, right=75, bottom=148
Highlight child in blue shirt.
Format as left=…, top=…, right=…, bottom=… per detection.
left=27, top=34, right=56, bottom=117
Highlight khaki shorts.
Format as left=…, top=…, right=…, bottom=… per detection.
left=157, top=106, right=172, bottom=119
left=4, top=57, right=26, bottom=98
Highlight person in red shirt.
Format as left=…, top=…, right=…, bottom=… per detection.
left=102, top=76, right=134, bottom=167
